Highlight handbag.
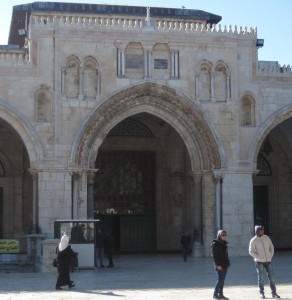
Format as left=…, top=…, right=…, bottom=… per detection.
left=53, top=258, right=57, bottom=267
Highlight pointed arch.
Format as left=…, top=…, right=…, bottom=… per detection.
left=69, top=82, right=226, bottom=173
left=0, top=98, right=43, bottom=168
left=249, top=103, right=292, bottom=170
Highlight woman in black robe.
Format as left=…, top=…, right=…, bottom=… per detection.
left=55, top=234, right=77, bottom=290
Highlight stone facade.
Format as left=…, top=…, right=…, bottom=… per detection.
left=0, top=3, right=292, bottom=269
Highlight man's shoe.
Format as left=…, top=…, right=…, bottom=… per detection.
left=213, top=295, right=220, bottom=299
left=260, top=293, right=265, bottom=299
left=219, top=295, right=229, bottom=299
left=272, top=294, right=280, bottom=298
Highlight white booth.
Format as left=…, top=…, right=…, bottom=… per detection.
left=54, top=219, right=100, bottom=269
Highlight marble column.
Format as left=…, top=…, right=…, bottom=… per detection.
left=29, top=169, right=39, bottom=233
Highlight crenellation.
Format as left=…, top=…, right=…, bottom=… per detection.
left=258, top=61, right=292, bottom=76
left=30, top=13, right=257, bottom=37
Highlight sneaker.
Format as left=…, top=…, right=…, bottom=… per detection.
left=260, top=293, right=265, bottom=299
left=272, top=294, right=280, bottom=298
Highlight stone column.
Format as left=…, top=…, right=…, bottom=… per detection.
left=191, top=174, right=204, bottom=257
left=61, top=67, right=65, bottom=97
left=96, top=69, right=100, bottom=96
left=226, top=76, right=231, bottom=100
left=211, top=73, right=215, bottom=102
left=87, top=170, right=95, bottom=219
left=29, top=169, right=39, bottom=233
left=195, top=74, right=199, bottom=100
left=221, top=171, right=254, bottom=256
left=71, top=171, right=82, bottom=219
left=171, top=50, right=179, bottom=79
left=144, top=50, right=152, bottom=78
left=78, top=66, right=84, bottom=100
left=215, top=175, right=223, bottom=231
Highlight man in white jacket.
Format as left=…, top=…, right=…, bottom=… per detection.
left=249, top=225, right=280, bottom=299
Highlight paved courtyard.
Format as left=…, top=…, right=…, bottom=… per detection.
left=0, top=252, right=291, bottom=300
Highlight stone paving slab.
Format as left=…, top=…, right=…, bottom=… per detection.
left=0, top=252, right=291, bottom=300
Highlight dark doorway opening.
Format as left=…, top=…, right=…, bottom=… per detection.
left=94, top=151, right=156, bottom=252
left=253, top=185, right=269, bottom=235
left=0, top=187, right=3, bottom=238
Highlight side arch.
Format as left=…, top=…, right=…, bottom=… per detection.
left=249, top=103, right=292, bottom=169
left=0, top=98, right=43, bottom=168
left=70, top=82, right=226, bottom=172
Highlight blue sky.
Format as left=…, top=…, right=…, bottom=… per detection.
left=0, top=1, right=291, bottom=65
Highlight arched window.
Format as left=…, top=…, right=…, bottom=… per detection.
left=64, top=56, right=80, bottom=98
left=241, top=93, right=255, bottom=126
left=198, top=61, right=211, bottom=101
left=83, top=57, right=99, bottom=98
left=125, top=42, right=144, bottom=79
left=214, top=62, right=229, bottom=101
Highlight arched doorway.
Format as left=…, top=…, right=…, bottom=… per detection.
left=71, top=82, right=223, bottom=254
left=0, top=100, right=41, bottom=251
left=253, top=117, right=292, bottom=249
left=93, top=113, right=195, bottom=252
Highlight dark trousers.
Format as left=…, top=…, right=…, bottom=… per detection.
left=214, top=268, right=228, bottom=296
left=182, top=246, right=189, bottom=261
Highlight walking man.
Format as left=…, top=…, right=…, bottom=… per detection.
left=249, top=225, right=280, bottom=299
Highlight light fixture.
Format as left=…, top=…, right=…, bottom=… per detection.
left=256, top=39, right=264, bottom=48
left=18, top=29, right=27, bottom=37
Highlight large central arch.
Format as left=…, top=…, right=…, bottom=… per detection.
left=71, top=82, right=225, bottom=172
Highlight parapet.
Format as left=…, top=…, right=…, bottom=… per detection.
left=258, top=61, right=292, bottom=77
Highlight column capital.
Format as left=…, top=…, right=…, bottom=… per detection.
left=28, top=168, right=39, bottom=177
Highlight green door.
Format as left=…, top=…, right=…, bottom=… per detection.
left=120, top=215, right=156, bottom=252
left=94, top=150, right=156, bottom=253
left=253, top=185, right=269, bottom=235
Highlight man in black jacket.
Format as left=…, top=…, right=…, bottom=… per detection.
left=211, top=230, right=230, bottom=299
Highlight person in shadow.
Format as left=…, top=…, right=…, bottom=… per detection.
left=95, top=229, right=105, bottom=267
left=104, top=230, right=114, bottom=268
left=180, top=231, right=191, bottom=262
left=55, top=234, right=77, bottom=290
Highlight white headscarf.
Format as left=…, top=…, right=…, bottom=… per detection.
left=58, top=234, right=70, bottom=252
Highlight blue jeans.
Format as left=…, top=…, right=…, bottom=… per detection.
left=255, top=262, right=277, bottom=294
left=96, top=247, right=104, bottom=267
left=214, top=268, right=228, bottom=296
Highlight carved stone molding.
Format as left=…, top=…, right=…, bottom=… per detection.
left=74, top=83, right=221, bottom=171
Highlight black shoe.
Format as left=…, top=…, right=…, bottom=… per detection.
left=219, top=295, right=229, bottom=299
left=55, top=286, right=63, bottom=290
left=260, top=293, right=265, bottom=299
left=213, top=295, right=220, bottom=299
left=272, top=294, right=280, bottom=299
